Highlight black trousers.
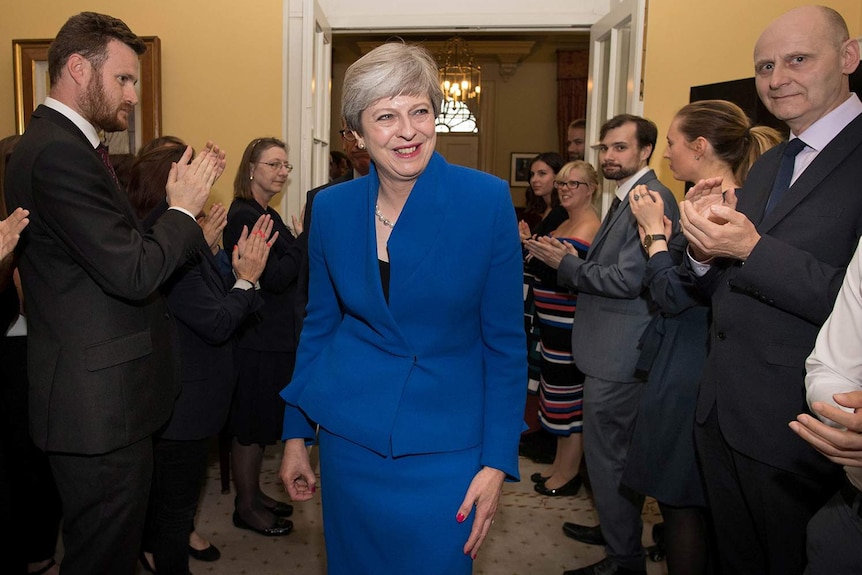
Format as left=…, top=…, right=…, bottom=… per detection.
left=0, top=335, right=62, bottom=574
left=695, top=408, right=839, bottom=575
left=49, top=436, right=153, bottom=575
left=144, top=436, right=210, bottom=575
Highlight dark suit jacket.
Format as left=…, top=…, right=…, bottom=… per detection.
left=161, top=246, right=264, bottom=440
left=281, top=153, right=526, bottom=478
left=559, top=169, right=679, bottom=382
left=695, top=112, right=862, bottom=477
left=224, top=198, right=302, bottom=352
left=4, top=105, right=202, bottom=454
left=293, top=171, right=356, bottom=342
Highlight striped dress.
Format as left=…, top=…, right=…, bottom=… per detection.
left=531, top=237, right=589, bottom=435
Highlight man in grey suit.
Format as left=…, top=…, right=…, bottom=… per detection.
left=526, top=114, right=678, bottom=575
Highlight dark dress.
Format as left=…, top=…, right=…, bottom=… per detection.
left=224, top=198, right=302, bottom=445
left=622, top=235, right=709, bottom=506
left=527, top=237, right=589, bottom=435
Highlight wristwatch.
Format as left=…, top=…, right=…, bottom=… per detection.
left=642, top=234, right=667, bottom=250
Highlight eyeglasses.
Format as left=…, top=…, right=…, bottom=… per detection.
left=555, top=180, right=589, bottom=190
left=339, top=129, right=356, bottom=142
left=257, top=161, right=293, bottom=172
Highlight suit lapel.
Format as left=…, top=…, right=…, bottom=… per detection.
left=36, top=105, right=143, bottom=233
left=758, top=114, right=862, bottom=232
left=385, top=153, right=448, bottom=297
left=587, top=169, right=655, bottom=258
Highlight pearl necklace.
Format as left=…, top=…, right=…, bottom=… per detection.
left=375, top=203, right=396, bottom=229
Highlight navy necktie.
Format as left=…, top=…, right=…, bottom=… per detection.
left=96, top=143, right=121, bottom=190
left=606, top=196, right=622, bottom=221
left=764, top=138, right=806, bottom=217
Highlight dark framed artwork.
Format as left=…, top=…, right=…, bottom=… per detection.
left=13, top=36, right=162, bottom=154
left=510, top=152, right=537, bottom=186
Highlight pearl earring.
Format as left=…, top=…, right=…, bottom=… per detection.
left=358, top=142, right=366, bottom=150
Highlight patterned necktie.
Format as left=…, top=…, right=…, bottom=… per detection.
left=606, top=196, right=622, bottom=221
left=96, top=143, right=121, bottom=190
left=764, top=138, right=807, bottom=217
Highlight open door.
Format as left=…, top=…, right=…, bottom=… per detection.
left=282, top=0, right=332, bottom=218
left=585, top=0, right=646, bottom=215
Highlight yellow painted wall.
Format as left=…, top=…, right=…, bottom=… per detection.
left=644, top=0, right=862, bottom=199
left=0, top=0, right=284, bottom=209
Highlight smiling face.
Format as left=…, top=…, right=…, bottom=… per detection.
left=249, top=145, right=290, bottom=205
left=556, top=167, right=595, bottom=210
left=529, top=160, right=557, bottom=199
left=753, top=6, right=859, bottom=135
left=663, top=117, right=700, bottom=182
left=80, top=40, right=139, bottom=132
left=355, top=93, right=436, bottom=188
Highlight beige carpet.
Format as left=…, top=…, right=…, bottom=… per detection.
left=155, top=444, right=667, bottom=575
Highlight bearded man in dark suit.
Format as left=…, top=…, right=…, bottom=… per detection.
left=4, top=12, right=224, bottom=575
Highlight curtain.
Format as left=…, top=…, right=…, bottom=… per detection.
left=557, top=50, right=589, bottom=157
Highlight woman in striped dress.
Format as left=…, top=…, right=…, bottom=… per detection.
left=526, top=161, right=601, bottom=496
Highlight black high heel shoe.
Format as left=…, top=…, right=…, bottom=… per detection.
left=534, top=474, right=583, bottom=496
left=232, top=511, right=293, bottom=536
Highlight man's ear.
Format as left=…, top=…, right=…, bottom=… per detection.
left=66, top=53, right=90, bottom=86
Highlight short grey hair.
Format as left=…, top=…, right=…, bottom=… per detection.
left=342, top=42, right=443, bottom=135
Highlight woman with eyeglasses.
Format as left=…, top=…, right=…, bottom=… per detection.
left=223, top=137, right=301, bottom=537
left=525, top=161, right=600, bottom=497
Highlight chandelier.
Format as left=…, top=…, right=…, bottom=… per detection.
left=437, top=36, right=481, bottom=120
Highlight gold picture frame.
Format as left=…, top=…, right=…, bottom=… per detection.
left=12, top=36, right=162, bottom=154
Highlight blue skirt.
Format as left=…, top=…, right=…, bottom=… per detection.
left=318, top=429, right=480, bottom=575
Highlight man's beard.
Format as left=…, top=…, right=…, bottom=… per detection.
left=81, top=72, right=131, bottom=133
left=601, top=163, right=638, bottom=181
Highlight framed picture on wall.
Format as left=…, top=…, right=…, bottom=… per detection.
left=12, top=36, right=162, bottom=154
left=510, top=152, right=536, bottom=186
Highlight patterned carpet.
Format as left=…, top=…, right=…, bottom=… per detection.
left=155, top=444, right=667, bottom=575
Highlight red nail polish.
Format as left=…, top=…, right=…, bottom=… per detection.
left=456, top=513, right=465, bottom=523
left=472, top=551, right=478, bottom=560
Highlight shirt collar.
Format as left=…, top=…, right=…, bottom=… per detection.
left=43, top=97, right=101, bottom=149
left=793, top=93, right=862, bottom=151
left=615, top=166, right=651, bottom=200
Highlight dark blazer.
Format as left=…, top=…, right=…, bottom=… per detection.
left=224, top=198, right=302, bottom=352
left=695, top=112, right=862, bottom=477
left=559, top=169, right=679, bottom=382
left=4, top=105, right=202, bottom=454
left=281, top=153, right=526, bottom=479
left=161, top=245, right=264, bottom=440
left=294, top=171, right=356, bottom=341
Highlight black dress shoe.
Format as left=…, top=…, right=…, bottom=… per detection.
left=530, top=472, right=550, bottom=483
left=188, top=543, right=221, bottom=561
left=232, top=511, right=293, bottom=536
left=534, top=474, right=582, bottom=496
left=266, top=501, right=294, bottom=517
left=562, top=522, right=606, bottom=545
left=562, top=556, right=646, bottom=575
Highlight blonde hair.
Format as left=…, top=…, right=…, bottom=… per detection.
left=557, top=160, right=600, bottom=200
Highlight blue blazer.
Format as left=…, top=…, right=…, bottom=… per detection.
left=281, top=153, right=526, bottom=479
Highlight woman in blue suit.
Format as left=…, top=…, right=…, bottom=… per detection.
left=279, top=42, right=526, bottom=574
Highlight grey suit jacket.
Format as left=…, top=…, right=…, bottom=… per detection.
left=558, top=169, right=678, bottom=383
